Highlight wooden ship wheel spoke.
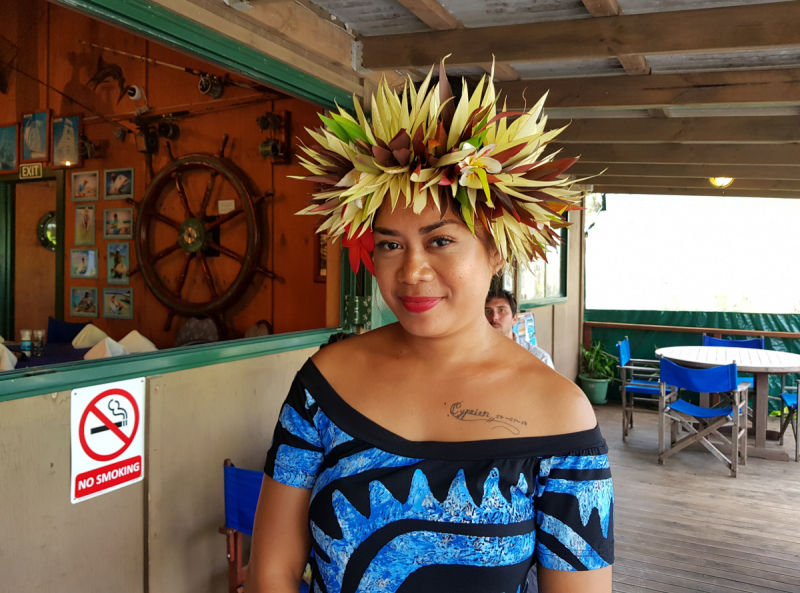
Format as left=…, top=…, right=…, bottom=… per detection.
left=127, top=134, right=276, bottom=331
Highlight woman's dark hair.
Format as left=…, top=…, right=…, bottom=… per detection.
left=319, top=332, right=355, bottom=349
left=485, top=289, right=517, bottom=316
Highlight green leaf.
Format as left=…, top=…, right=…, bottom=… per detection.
left=331, top=113, right=370, bottom=144
left=319, top=115, right=351, bottom=143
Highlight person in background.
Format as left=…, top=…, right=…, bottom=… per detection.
left=485, top=289, right=555, bottom=369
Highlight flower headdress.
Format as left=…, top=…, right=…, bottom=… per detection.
left=295, top=60, right=588, bottom=274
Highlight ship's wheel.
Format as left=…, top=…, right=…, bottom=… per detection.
left=127, top=135, right=275, bottom=331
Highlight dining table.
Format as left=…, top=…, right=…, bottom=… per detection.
left=655, top=345, right=800, bottom=462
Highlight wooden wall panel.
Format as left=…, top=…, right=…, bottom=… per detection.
left=0, top=0, right=330, bottom=349
left=14, top=180, right=57, bottom=338
left=147, top=348, right=315, bottom=592
left=0, top=388, right=145, bottom=592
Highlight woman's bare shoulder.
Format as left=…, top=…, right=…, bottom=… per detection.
left=515, top=359, right=598, bottom=436
left=311, top=325, right=398, bottom=376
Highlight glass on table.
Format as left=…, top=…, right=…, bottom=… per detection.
left=32, top=329, right=45, bottom=357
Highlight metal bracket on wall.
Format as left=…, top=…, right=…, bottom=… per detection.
left=344, top=295, right=372, bottom=330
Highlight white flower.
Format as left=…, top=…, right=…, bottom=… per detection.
left=458, top=144, right=501, bottom=189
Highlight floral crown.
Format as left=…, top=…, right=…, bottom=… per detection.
left=295, top=59, right=587, bottom=274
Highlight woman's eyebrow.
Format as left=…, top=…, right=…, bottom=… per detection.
left=419, top=220, right=459, bottom=234
left=373, top=219, right=459, bottom=237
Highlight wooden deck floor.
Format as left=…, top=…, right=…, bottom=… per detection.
left=595, top=403, right=800, bottom=593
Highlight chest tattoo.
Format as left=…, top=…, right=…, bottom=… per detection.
left=449, top=401, right=528, bottom=435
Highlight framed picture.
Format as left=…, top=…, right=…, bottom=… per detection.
left=75, top=205, right=95, bottom=246
left=52, top=114, right=82, bottom=169
left=0, top=123, right=19, bottom=174
left=107, top=242, right=130, bottom=285
left=104, top=167, right=134, bottom=200
left=70, top=287, right=98, bottom=318
left=103, top=208, right=133, bottom=239
left=21, top=111, right=50, bottom=163
left=103, top=288, right=133, bottom=320
left=70, top=248, right=98, bottom=279
left=72, top=171, right=99, bottom=202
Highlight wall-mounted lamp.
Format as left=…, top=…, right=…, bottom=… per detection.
left=709, top=177, right=734, bottom=188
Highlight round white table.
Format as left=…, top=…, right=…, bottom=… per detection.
left=656, top=346, right=800, bottom=462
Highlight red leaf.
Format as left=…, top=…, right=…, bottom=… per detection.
left=393, top=148, right=412, bottom=167
left=372, top=145, right=393, bottom=165
left=388, top=130, right=411, bottom=152
left=492, top=143, right=527, bottom=165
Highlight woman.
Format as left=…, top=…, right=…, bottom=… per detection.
left=247, top=64, right=613, bottom=592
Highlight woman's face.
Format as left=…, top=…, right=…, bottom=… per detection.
left=372, top=201, right=501, bottom=338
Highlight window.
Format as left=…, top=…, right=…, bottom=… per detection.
left=586, top=192, right=800, bottom=313
left=515, top=226, right=568, bottom=309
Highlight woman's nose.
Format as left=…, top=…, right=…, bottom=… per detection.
left=397, top=248, right=435, bottom=284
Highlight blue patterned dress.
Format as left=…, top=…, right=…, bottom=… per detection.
left=265, top=360, right=614, bottom=593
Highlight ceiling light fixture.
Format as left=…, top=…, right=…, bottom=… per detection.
left=709, top=177, right=734, bottom=188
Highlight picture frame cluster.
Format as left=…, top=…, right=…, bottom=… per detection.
left=69, top=167, right=136, bottom=320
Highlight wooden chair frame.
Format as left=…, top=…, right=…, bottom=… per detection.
left=658, top=383, right=749, bottom=477
left=778, top=379, right=799, bottom=462
left=219, top=458, right=248, bottom=593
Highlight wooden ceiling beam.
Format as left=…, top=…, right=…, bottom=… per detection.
left=592, top=186, right=800, bottom=199
left=395, top=0, right=460, bottom=30
left=550, top=116, right=800, bottom=144
left=581, top=0, right=651, bottom=76
left=581, top=0, right=620, bottom=17
left=500, top=68, right=800, bottom=110
left=392, top=1, right=520, bottom=82
left=593, top=176, right=800, bottom=192
left=568, top=163, right=800, bottom=181
left=361, top=2, right=800, bottom=69
left=553, top=143, right=800, bottom=166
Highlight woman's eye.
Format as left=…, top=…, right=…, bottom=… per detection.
left=431, top=237, right=453, bottom=248
left=376, top=241, right=401, bottom=251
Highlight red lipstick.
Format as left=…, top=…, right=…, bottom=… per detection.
left=399, top=297, right=441, bottom=313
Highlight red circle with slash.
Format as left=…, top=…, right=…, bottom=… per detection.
left=78, top=388, right=140, bottom=462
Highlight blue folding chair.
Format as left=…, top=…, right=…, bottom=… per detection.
left=658, top=359, right=749, bottom=477
left=220, top=459, right=310, bottom=593
left=702, top=334, right=764, bottom=391
left=778, top=379, right=799, bottom=462
left=617, top=337, right=660, bottom=441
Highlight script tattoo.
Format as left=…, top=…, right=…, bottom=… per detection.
left=449, top=402, right=528, bottom=435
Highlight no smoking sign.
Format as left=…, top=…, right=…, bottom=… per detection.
left=71, top=378, right=145, bottom=503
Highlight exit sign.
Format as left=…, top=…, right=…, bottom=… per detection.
left=20, top=163, right=43, bottom=179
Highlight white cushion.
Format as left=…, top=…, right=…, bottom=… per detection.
left=83, top=338, right=130, bottom=360
left=72, top=324, right=109, bottom=348
left=119, top=330, right=157, bottom=353
left=0, top=343, right=17, bottom=371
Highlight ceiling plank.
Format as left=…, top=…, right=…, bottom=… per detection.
left=592, top=186, right=800, bottom=199
left=616, top=54, right=651, bottom=75
left=550, top=116, right=800, bottom=144
left=395, top=0, right=460, bottom=30
left=500, top=68, right=800, bottom=110
left=479, top=62, right=520, bottom=82
left=552, top=143, right=800, bottom=166
left=581, top=0, right=620, bottom=17
left=568, top=163, right=800, bottom=181
left=361, top=3, right=800, bottom=69
left=593, top=176, right=800, bottom=192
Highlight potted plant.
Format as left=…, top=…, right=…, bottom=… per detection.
left=578, top=341, right=617, bottom=405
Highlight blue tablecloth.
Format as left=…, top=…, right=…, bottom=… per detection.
left=7, top=343, right=91, bottom=369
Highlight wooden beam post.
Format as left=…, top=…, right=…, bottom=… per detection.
left=550, top=116, right=800, bottom=144
left=501, top=68, right=800, bottom=110
left=554, top=143, right=800, bottom=166
left=361, top=3, right=800, bottom=69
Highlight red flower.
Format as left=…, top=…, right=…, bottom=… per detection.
left=342, top=225, right=375, bottom=275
